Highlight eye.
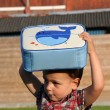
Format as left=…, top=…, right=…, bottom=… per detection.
left=53, top=81, right=61, bottom=85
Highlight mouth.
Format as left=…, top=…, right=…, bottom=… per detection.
left=47, top=94, right=55, bottom=100
left=48, top=94, right=53, bottom=97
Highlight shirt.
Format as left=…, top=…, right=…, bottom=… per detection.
left=36, top=85, right=92, bottom=110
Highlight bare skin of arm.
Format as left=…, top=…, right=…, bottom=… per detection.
left=19, top=64, right=42, bottom=97
left=80, top=32, right=104, bottom=107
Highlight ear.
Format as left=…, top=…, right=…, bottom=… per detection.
left=71, top=78, right=80, bottom=90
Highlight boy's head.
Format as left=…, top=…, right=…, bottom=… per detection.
left=43, top=68, right=83, bottom=102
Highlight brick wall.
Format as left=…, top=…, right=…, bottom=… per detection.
left=66, top=0, right=110, bottom=11
left=1, top=0, right=110, bottom=16
left=0, top=0, right=65, bottom=7
left=0, top=34, right=110, bottom=107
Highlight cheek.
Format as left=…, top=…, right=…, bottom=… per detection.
left=53, top=85, right=72, bottom=96
left=54, top=87, right=64, bottom=93
left=53, top=89, right=66, bottom=98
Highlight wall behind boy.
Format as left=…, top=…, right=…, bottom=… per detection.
left=0, top=34, right=110, bottom=107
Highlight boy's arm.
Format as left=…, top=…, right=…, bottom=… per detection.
left=80, top=32, right=104, bottom=107
left=19, top=64, right=42, bottom=97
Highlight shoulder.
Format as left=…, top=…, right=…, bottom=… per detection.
left=77, top=90, right=84, bottom=106
left=36, top=85, right=44, bottom=106
left=36, top=85, right=50, bottom=109
left=77, top=89, right=92, bottom=110
left=36, top=84, right=44, bottom=98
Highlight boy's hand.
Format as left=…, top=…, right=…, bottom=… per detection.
left=79, top=32, right=96, bottom=54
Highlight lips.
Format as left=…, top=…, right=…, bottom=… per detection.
left=47, top=93, right=55, bottom=99
left=48, top=94, right=53, bottom=97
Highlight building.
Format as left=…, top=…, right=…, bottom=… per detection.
left=0, top=0, right=110, bottom=108
left=0, top=0, right=110, bottom=15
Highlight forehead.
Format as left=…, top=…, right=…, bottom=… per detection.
left=43, top=70, right=67, bottom=75
left=43, top=69, right=71, bottom=74
left=43, top=70, right=71, bottom=80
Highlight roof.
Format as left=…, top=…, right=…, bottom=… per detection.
left=0, top=10, right=110, bottom=34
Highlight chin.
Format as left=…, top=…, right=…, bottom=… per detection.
left=48, top=96, right=62, bottom=102
left=49, top=97, right=58, bottom=102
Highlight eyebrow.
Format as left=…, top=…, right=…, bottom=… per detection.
left=43, top=76, right=62, bottom=83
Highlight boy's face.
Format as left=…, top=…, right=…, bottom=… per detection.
left=43, top=72, right=78, bottom=102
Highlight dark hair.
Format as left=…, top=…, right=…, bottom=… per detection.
left=43, top=68, right=83, bottom=79
left=67, top=68, right=83, bottom=79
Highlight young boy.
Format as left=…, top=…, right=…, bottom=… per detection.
left=19, top=32, right=104, bottom=109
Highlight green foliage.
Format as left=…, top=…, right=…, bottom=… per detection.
left=0, top=106, right=110, bottom=110
left=93, top=106, right=110, bottom=110
left=0, top=108, right=36, bottom=110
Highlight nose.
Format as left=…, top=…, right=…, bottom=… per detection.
left=45, top=82, right=53, bottom=91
